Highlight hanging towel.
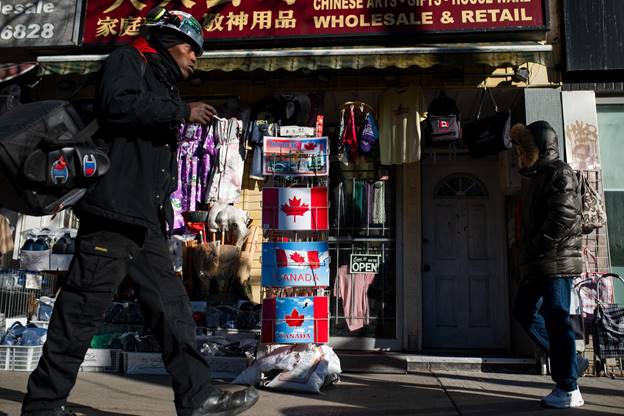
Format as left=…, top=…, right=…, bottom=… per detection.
left=353, top=180, right=366, bottom=228
left=342, top=105, right=358, bottom=162
left=372, top=181, right=386, bottom=225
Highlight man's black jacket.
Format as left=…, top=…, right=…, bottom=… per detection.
left=79, top=38, right=188, bottom=231
left=520, top=121, right=583, bottom=280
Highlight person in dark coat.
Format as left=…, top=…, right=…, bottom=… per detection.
left=511, top=120, right=587, bottom=409
left=21, top=8, right=258, bottom=416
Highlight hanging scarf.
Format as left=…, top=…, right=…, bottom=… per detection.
left=342, top=105, right=358, bottom=161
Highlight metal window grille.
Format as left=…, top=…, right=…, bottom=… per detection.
left=0, top=270, right=57, bottom=319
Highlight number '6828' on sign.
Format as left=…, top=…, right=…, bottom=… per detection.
left=1, top=23, right=54, bottom=40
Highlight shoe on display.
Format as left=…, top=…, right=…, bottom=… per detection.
left=22, top=237, right=35, bottom=251
left=33, top=236, right=49, bottom=251
left=541, top=387, right=584, bottom=408
left=191, top=386, right=259, bottom=416
left=64, top=236, right=75, bottom=254
left=52, top=237, right=67, bottom=254
left=577, top=353, right=589, bottom=378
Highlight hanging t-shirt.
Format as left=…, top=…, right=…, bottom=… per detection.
left=333, top=265, right=375, bottom=332
left=379, top=85, right=425, bottom=165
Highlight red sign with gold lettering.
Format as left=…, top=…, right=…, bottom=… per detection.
left=82, top=0, right=546, bottom=47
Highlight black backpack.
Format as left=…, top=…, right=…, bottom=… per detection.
left=424, top=90, right=461, bottom=147
left=0, top=100, right=109, bottom=216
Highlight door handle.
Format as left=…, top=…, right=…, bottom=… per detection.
left=423, top=264, right=431, bottom=272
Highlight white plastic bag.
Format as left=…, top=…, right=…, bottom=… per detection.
left=233, top=344, right=341, bottom=393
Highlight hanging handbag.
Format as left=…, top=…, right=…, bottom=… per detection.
left=576, top=170, right=607, bottom=234
left=464, top=88, right=512, bottom=158
left=424, top=90, right=461, bottom=147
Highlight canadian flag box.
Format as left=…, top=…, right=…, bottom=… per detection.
left=262, top=187, right=328, bottom=231
left=261, top=296, right=329, bottom=344
left=262, top=242, right=330, bottom=287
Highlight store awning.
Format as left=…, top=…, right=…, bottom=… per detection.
left=36, top=43, right=553, bottom=75
left=0, top=63, right=37, bottom=83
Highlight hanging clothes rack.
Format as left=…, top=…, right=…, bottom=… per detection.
left=340, top=101, right=375, bottom=114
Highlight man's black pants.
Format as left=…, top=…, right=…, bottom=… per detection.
left=22, top=217, right=215, bottom=415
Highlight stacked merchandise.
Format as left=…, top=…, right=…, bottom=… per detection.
left=240, top=127, right=341, bottom=393
left=171, top=116, right=257, bottom=303
left=116, top=113, right=260, bottom=378
left=18, top=228, right=76, bottom=272
left=0, top=321, right=47, bottom=371
left=0, top=266, right=57, bottom=372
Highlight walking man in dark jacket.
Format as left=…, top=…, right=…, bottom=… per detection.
left=21, top=8, right=258, bottom=416
left=511, top=121, right=587, bottom=408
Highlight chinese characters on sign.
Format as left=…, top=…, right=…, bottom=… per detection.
left=83, top=0, right=546, bottom=46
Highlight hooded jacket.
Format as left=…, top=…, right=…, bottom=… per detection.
left=78, top=38, right=189, bottom=232
left=519, top=121, right=583, bottom=280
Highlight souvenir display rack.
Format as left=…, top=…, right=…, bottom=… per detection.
left=260, top=130, right=331, bottom=348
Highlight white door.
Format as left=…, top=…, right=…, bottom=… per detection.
left=422, top=161, right=509, bottom=350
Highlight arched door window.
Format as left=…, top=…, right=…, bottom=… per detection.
left=433, top=173, right=488, bottom=199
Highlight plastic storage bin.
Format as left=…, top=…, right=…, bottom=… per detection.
left=0, top=345, right=42, bottom=371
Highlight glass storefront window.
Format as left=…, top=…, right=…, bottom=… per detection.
left=328, top=159, right=397, bottom=340
left=597, top=103, right=624, bottom=303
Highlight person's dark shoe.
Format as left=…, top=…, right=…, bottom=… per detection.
left=191, top=387, right=259, bottom=416
left=577, top=353, right=589, bottom=378
left=21, top=406, right=74, bottom=416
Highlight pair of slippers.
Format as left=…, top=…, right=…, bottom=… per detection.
left=22, top=145, right=110, bottom=188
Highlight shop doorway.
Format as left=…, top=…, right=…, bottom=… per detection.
left=422, top=161, right=509, bottom=351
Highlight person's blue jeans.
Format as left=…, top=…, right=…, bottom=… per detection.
left=513, top=276, right=578, bottom=391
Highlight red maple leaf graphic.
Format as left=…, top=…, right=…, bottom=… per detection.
left=285, top=308, right=305, bottom=327
left=304, top=142, right=318, bottom=151
left=281, top=196, right=309, bottom=222
left=290, top=252, right=306, bottom=264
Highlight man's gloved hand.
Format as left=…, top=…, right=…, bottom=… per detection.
left=187, top=102, right=217, bottom=125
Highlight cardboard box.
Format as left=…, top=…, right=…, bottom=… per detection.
left=123, top=352, right=167, bottom=375
left=261, top=296, right=329, bottom=344
left=203, top=356, right=249, bottom=380
left=80, top=348, right=120, bottom=372
left=49, top=254, right=73, bottom=271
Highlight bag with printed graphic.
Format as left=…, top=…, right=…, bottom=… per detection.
left=424, top=90, right=461, bottom=147
left=0, top=100, right=109, bottom=215
left=575, top=171, right=607, bottom=234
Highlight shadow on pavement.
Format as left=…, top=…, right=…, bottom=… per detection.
left=274, top=374, right=622, bottom=416
left=0, top=387, right=136, bottom=416
left=427, top=371, right=624, bottom=399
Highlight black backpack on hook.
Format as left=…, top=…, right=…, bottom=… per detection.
left=0, top=100, right=110, bottom=216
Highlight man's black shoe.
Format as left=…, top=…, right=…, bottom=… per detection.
left=577, top=353, right=589, bottom=378
left=191, top=386, right=259, bottom=416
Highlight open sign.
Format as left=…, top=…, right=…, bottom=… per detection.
left=349, top=254, right=380, bottom=274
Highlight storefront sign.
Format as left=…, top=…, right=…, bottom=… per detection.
left=0, top=0, right=81, bottom=47
left=261, top=296, right=329, bottom=344
left=263, top=137, right=329, bottom=177
left=262, top=242, right=330, bottom=287
left=349, top=254, right=380, bottom=274
left=262, top=187, right=328, bottom=231
left=82, top=0, right=546, bottom=47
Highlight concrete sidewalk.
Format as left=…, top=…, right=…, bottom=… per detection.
left=0, top=371, right=622, bottom=416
